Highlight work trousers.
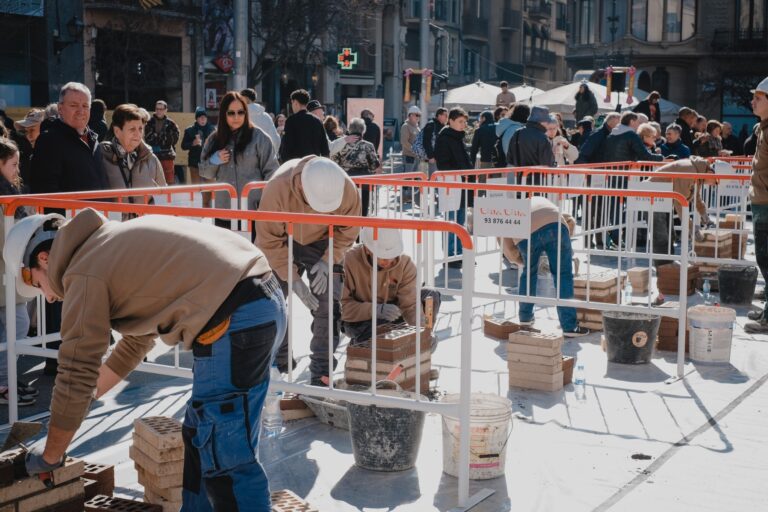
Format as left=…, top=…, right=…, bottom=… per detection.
left=753, top=204, right=768, bottom=318
left=181, top=278, right=286, bottom=512
left=274, top=239, right=342, bottom=380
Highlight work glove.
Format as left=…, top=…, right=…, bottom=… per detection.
left=310, top=260, right=330, bottom=295
left=292, top=280, right=319, bottom=311
left=378, top=304, right=402, bottom=322
left=24, top=449, right=64, bottom=477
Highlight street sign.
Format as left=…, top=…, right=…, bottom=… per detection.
left=337, top=48, right=358, bottom=70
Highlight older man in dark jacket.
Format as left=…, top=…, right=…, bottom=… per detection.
left=603, top=112, right=664, bottom=163
left=506, top=106, right=554, bottom=186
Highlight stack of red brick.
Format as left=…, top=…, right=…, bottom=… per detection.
left=575, top=270, right=624, bottom=330
left=657, top=263, right=699, bottom=296
left=271, top=489, right=319, bottom=511
left=344, top=324, right=431, bottom=391
left=0, top=449, right=86, bottom=511
left=655, top=302, right=689, bottom=353
left=507, top=331, right=573, bottom=392
left=130, top=417, right=183, bottom=512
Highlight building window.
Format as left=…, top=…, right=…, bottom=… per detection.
left=556, top=3, right=568, bottom=31
left=575, top=0, right=595, bottom=44
left=738, top=0, right=767, bottom=39
left=600, top=0, right=627, bottom=42
left=631, top=0, right=696, bottom=42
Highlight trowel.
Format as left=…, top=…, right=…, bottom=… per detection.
left=0, top=421, right=43, bottom=452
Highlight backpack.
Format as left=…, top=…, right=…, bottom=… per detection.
left=411, top=128, right=428, bottom=161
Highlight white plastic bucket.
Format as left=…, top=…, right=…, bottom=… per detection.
left=687, top=305, right=736, bottom=363
left=440, top=393, right=512, bottom=480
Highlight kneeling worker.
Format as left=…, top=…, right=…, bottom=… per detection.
left=341, top=226, right=441, bottom=346
left=502, top=196, right=588, bottom=337
left=4, top=209, right=286, bottom=511
left=257, top=156, right=361, bottom=386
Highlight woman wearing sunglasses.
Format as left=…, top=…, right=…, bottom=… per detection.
left=200, top=91, right=279, bottom=231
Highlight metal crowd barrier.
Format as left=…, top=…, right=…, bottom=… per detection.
left=2, top=195, right=479, bottom=509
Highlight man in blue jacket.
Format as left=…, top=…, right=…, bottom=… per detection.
left=575, top=112, right=620, bottom=164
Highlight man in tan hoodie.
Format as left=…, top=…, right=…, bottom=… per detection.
left=256, top=156, right=361, bottom=385
left=648, top=155, right=716, bottom=265
left=341, top=225, right=441, bottom=346
left=3, top=209, right=286, bottom=511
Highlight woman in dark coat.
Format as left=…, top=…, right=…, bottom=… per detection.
left=633, top=91, right=662, bottom=124
left=574, top=82, right=598, bottom=121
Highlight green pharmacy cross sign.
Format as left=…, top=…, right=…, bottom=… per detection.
left=337, top=48, right=358, bottom=70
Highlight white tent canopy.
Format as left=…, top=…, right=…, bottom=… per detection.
left=519, top=82, right=680, bottom=123
left=434, top=80, right=544, bottom=111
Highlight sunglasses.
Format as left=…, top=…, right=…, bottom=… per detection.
left=227, top=110, right=246, bottom=117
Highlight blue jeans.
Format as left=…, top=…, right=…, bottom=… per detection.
left=753, top=204, right=768, bottom=318
left=182, top=285, right=287, bottom=512
left=0, top=304, right=30, bottom=386
left=517, top=223, right=577, bottom=331
left=447, top=208, right=466, bottom=257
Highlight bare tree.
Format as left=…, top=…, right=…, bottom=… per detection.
left=247, top=0, right=389, bottom=85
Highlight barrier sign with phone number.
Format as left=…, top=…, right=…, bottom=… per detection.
left=474, top=197, right=531, bottom=238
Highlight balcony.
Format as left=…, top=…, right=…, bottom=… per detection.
left=526, top=0, right=552, bottom=20
left=523, top=47, right=556, bottom=67
left=712, top=29, right=768, bottom=52
left=84, top=0, right=202, bottom=18
left=501, top=8, right=522, bottom=31
left=463, top=16, right=490, bottom=40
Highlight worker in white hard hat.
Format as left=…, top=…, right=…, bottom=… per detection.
left=256, top=156, right=361, bottom=386
left=400, top=105, right=422, bottom=173
left=3, top=209, right=286, bottom=510
left=341, top=225, right=441, bottom=347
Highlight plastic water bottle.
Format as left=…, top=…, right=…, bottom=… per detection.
left=574, top=364, right=587, bottom=401
left=263, top=366, right=283, bottom=439
left=702, top=279, right=711, bottom=305
left=623, top=280, right=633, bottom=305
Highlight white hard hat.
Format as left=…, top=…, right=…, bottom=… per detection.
left=751, top=76, right=768, bottom=95
left=301, top=157, right=347, bottom=213
left=712, top=160, right=734, bottom=174
left=407, top=105, right=422, bottom=115
left=360, top=226, right=403, bottom=259
left=3, top=213, right=64, bottom=298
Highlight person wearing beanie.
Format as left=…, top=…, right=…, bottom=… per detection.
left=181, top=107, right=215, bottom=195
left=256, top=156, right=361, bottom=385
left=506, top=105, right=555, bottom=185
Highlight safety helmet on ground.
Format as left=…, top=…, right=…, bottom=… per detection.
left=301, top=158, right=347, bottom=213
left=360, top=226, right=403, bottom=260
left=3, top=213, right=64, bottom=298
left=711, top=160, right=734, bottom=174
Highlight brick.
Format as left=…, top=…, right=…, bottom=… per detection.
left=506, top=352, right=561, bottom=366
left=507, top=331, right=563, bottom=350
left=578, top=321, right=604, bottom=331
left=0, top=458, right=84, bottom=504
left=344, top=373, right=430, bottom=393
left=282, top=407, right=315, bottom=422
left=562, top=356, right=575, bottom=385
left=0, top=505, right=11, bottom=512
left=345, top=335, right=431, bottom=362
left=507, top=360, right=562, bottom=374
left=49, top=496, right=86, bottom=512
left=574, top=286, right=619, bottom=300
left=280, top=394, right=314, bottom=421
left=508, top=375, right=563, bottom=392
left=82, top=463, right=114, bottom=498
left=129, top=446, right=183, bottom=478
left=270, top=489, right=319, bottom=512
left=135, top=466, right=184, bottom=491
left=483, top=316, right=521, bottom=339
left=133, top=417, right=183, bottom=451
left=85, top=495, right=162, bottom=512
left=508, top=369, right=564, bottom=386
left=16, top=479, right=83, bottom=512
left=136, top=472, right=181, bottom=502
left=373, top=324, right=430, bottom=350
left=573, top=271, right=624, bottom=290
left=132, top=434, right=183, bottom=464
left=143, top=487, right=181, bottom=512
left=507, top=342, right=560, bottom=357
left=82, top=478, right=100, bottom=501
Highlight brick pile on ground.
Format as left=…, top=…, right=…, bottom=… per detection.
left=719, top=214, right=748, bottom=258
left=507, top=331, right=566, bottom=392
left=130, top=417, right=183, bottom=512
left=655, top=301, right=689, bottom=353
left=575, top=270, right=624, bottom=330
left=344, top=323, right=432, bottom=391
left=657, top=262, right=699, bottom=296
left=627, top=267, right=651, bottom=295
left=483, top=315, right=521, bottom=340
left=0, top=448, right=85, bottom=512
left=694, top=229, right=733, bottom=258
left=84, top=495, right=161, bottom=511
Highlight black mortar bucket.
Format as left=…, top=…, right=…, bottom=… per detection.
left=602, top=311, right=661, bottom=364
left=717, top=265, right=758, bottom=305
left=346, top=381, right=426, bottom=472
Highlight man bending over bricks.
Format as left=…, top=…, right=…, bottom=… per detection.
left=4, top=209, right=286, bottom=511
left=257, top=156, right=361, bottom=386
left=341, top=225, right=442, bottom=349
left=501, top=196, right=589, bottom=337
